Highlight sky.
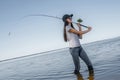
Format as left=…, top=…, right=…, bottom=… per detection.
left=0, top=0, right=120, bottom=61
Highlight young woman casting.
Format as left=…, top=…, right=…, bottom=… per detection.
left=62, top=14, right=94, bottom=74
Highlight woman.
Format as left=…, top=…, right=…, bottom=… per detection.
left=62, top=14, right=94, bottom=74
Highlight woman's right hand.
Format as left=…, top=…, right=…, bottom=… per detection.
left=87, top=27, right=92, bottom=31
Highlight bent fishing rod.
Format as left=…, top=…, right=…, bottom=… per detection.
left=23, top=14, right=88, bottom=28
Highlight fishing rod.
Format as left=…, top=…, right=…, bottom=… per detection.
left=23, top=14, right=88, bottom=28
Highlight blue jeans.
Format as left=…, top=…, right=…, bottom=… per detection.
left=69, top=45, right=93, bottom=71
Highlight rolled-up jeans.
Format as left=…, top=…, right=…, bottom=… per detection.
left=69, top=45, right=93, bottom=71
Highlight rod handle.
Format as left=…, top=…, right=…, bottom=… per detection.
left=72, top=22, right=88, bottom=28
left=80, top=24, right=88, bottom=28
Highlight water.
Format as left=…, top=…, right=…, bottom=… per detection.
left=0, top=37, right=120, bottom=80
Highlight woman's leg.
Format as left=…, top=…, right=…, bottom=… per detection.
left=69, top=47, right=80, bottom=72
left=79, top=47, right=93, bottom=70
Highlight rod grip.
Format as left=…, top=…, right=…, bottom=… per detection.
left=80, top=24, right=88, bottom=28
left=72, top=22, right=88, bottom=28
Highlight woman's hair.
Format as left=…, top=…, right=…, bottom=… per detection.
left=64, top=21, right=75, bottom=42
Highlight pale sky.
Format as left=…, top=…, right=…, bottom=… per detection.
left=0, top=0, right=120, bottom=61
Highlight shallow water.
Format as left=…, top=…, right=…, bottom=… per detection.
left=0, top=37, right=120, bottom=80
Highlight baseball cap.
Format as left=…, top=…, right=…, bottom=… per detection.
left=62, top=14, right=73, bottom=22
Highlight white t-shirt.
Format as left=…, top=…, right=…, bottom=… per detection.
left=66, top=24, right=80, bottom=48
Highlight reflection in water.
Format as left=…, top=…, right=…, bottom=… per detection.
left=76, top=71, right=94, bottom=80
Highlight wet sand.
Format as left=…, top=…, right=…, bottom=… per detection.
left=0, top=37, right=120, bottom=80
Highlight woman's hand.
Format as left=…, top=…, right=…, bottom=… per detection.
left=87, top=27, right=92, bottom=31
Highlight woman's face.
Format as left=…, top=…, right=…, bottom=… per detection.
left=66, top=17, right=72, bottom=23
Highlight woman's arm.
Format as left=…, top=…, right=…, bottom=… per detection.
left=77, top=23, right=83, bottom=39
left=68, top=26, right=92, bottom=35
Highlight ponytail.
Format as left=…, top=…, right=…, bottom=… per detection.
left=63, top=22, right=75, bottom=42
